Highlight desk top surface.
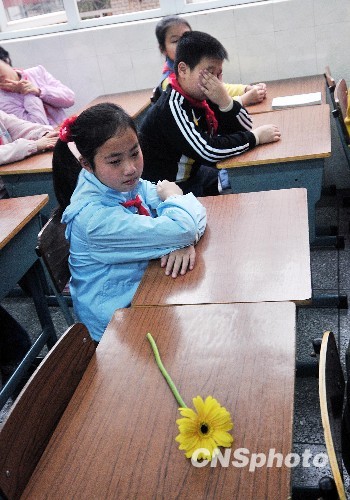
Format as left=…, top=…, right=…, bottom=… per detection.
left=0, top=150, right=53, bottom=175
left=81, top=87, right=153, bottom=117
left=218, top=104, right=331, bottom=169
left=246, top=74, right=326, bottom=114
left=23, top=301, right=296, bottom=500
left=0, top=194, right=48, bottom=250
left=132, top=188, right=311, bottom=307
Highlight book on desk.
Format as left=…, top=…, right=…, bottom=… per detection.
left=272, top=91, right=322, bottom=109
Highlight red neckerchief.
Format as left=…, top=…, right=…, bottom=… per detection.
left=121, top=195, right=150, bottom=216
left=162, top=62, right=172, bottom=75
left=168, top=73, right=218, bottom=135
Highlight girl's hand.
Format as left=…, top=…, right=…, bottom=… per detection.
left=241, top=84, right=267, bottom=106
left=45, top=130, right=59, bottom=138
left=160, top=245, right=196, bottom=278
left=156, top=180, right=183, bottom=200
left=0, top=78, right=40, bottom=96
left=0, top=78, right=23, bottom=93
left=19, top=80, right=41, bottom=96
left=199, top=70, right=231, bottom=109
left=36, top=135, right=58, bottom=152
left=246, top=82, right=267, bottom=93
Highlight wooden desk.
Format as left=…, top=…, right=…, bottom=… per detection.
left=81, top=87, right=153, bottom=124
left=0, top=195, right=57, bottom=408
left=246, top=74, right=326, bottom=114
left=0, top=152, right=55, bottom=219
left=22, top=302, right=296, bottom=500
left=133, top=188, right=311, bottom=307
left=218, top=105, right=331, bottom=244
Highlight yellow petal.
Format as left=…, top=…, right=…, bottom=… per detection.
left=212, top=430, right=234, bottom=447
left=178, top=408, right=198, bottom=420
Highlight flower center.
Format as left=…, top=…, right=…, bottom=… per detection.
left=200, top=423, right=209, bottom=434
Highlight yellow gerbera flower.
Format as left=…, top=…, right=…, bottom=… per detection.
left=175, top=395, right=233, bottom=460
left=146, top=334, right=234, bottom=462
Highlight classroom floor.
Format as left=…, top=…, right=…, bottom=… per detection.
left=1, top=187, right=350, bottom=497
left=292, top=188, right=350, bottom=496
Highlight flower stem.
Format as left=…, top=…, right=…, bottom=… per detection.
left=146, top=333, right=187, bottom=408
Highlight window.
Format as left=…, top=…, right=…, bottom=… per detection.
left=0, top=0, right=265, bottom=40
left=77, top=0, right=160, bottom=21
left=3, top=0, right=64, bottom=22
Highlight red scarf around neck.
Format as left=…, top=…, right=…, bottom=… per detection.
left=168, top=73, right=218, bottom=135
left=121, top=195, right=150, bottom=216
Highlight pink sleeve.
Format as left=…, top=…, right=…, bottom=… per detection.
left=35, top=66, right=75, bottom=108
left=0, top=139, right=38, bottom=165
left=2, top=111, right=52, bottom=140
left=0, top=90, right=50, bottom=125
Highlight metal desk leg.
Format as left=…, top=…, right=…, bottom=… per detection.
left=0, top=261, right=58, bottom=410
left=20, top=261, right=57, bottom=349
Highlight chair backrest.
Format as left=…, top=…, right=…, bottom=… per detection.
left=341, top=338, right=350, bottom=475
left=0, top=323, right=96, bottom=500
left=319, top=330, right=346, bottom=500
left=36, top=210, right=70, bottom=294
left=324, top=66, right=336, bottom=92
left=334, top=78, right=350, bottom=145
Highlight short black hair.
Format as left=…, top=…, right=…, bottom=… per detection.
left=0, top=46, right=11, bottom=66
left=155, top=15, right=191, bottom=53
left=174, top=31, right=228, bottom=76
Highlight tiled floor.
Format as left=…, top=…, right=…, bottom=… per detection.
left=292, top=191, right=350, bottom=496
left=0, top=189, right=350, bottom=498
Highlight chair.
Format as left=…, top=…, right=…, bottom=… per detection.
left=324, top=66, right=336, bottom=106
left=0, top=323, right=96, bottom=500
left=319, top=331, right=347, bottom=499
left=332, top=79, right=350, bottom=208
left=341, top=333, right=350, bottom=480
left=36, top=210, right=74, bottom=325
left=333, top=79, right=350, bottom=147
left=293, top=331, right=349, bottom=499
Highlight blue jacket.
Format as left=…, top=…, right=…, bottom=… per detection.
left=62, top=170, right=207, bottom=341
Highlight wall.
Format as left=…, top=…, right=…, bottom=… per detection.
left=1, top=0, right=350, bottom=115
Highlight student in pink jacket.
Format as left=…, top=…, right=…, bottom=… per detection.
left=0, top=109, right=58, bottom=197
left=0, top=60, right=75, bottom=127
left=0, top=109, right=58, bottom=165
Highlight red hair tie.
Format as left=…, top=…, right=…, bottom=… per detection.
left=59, top=115, right=78, bottom=142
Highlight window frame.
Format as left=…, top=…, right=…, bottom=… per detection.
left=0, top=0, right=266, bottom=41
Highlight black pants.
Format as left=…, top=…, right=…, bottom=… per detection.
left=0, top=177, right=8, bottom=199
left=179, top=165, right=219, bottom=197
left=0, top=305, right=31, bottom=367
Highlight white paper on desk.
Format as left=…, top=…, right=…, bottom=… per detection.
left=271, top=92, right=322, bottom=109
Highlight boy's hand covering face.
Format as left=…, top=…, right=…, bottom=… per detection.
left=198, top=70, right=231, bottom=109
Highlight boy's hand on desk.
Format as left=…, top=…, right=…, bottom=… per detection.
left=199, top=70, right=231, bottom=109
left=242, top=84, right=267, bottom=105
left=156, top=180, right=183, bottom=200
left=253, top=124, right=281, bottom=144
left=160, top=245, right=196, bottom=278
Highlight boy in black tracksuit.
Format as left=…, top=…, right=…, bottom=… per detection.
left=140, top=31, right=280, bottom=197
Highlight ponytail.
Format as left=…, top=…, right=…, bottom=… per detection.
left=52, top=139, right=82, bottom=215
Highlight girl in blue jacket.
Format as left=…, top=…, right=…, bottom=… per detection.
left=53, top=103, right=207, bottom=342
